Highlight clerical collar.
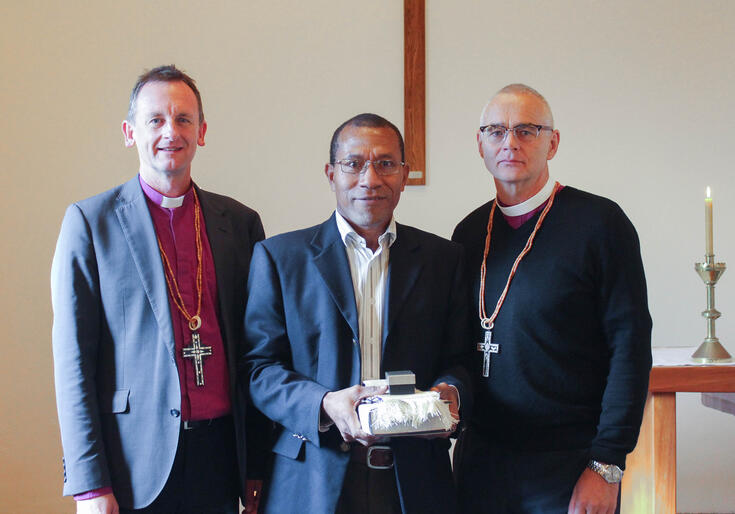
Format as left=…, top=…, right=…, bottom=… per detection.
left=139, top=175, right=190, bottom=208
left=335, top=210, right=397, bottom=249
left=496, top=177, right=556, bottom=217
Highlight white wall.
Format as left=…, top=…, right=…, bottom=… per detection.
left=1, top=1, right=733, bottom=511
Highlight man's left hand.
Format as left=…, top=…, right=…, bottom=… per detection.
left=567, top=468, right=619, bottom=514
left=429, top=382, right=459, bottom=439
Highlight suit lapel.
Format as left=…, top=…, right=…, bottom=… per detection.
left=197, top=188, right=237, bottom=363
left=312, top=215, right=359, bottom=339
left=115, top=176, right=176, bottom=360
left=383, top=223, right=423, bottom=349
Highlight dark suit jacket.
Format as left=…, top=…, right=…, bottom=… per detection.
left=51, top=176, right=264, bottom=509
left=243, top=214, right=472, bottom=514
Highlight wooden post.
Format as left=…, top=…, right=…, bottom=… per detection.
left=404, top=0, right=426, bottom=185
left=621, top=363, right=735, bottom=512
left=622, top=392, right=677, bottom=513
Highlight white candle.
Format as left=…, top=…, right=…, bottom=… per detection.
left=705, top=186, right=713, bottom=256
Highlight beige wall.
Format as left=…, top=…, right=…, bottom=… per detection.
left=1, top=0, right=734, bottom=511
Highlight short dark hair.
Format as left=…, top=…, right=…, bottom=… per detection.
left=127, top=65, right=204, bottom=124
left=329, top=113, right=405, bottom=164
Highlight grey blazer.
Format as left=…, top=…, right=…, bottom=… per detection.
left=51, top=176, right=264, bottom=509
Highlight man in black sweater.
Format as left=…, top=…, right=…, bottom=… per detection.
left=452, top=84, right=652, bottom=513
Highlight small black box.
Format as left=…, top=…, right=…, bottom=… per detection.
left=386, top=370, right=416, bottom=395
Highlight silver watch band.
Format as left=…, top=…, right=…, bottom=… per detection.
left=587, top=459, right=623, bottom=484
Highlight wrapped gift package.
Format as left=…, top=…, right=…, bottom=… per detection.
left=357, top=390, right=455, bottom=436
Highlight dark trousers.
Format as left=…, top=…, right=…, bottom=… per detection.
left=121, top=416, right=239, bottom=514
left=335, top=459, right=403, bottom=514
left=455, top=427, right=620, bottom=514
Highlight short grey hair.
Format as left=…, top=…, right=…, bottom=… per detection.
left=481, top=83, right=554, bottom=127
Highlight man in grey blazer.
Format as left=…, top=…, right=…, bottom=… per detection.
left=52, top=65, right=265, bottom=513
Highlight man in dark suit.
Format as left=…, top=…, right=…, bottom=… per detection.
left=52, top=65, right=265, bottom=513
left=243, top=113, right=472, bottom=514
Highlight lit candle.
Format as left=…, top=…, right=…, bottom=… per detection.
left=705, top=186, right=713, bottom=256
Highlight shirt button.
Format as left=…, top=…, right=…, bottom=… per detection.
left=340, top=441, right=351, bottom=452
left=170, top=409, right=180, bottom=418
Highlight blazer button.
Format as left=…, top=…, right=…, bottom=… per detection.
left=339, top=441, right=351, bottom=453
left=170, top=409, right=180, bottom=418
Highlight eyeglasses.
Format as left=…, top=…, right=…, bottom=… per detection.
left=333, top=159, right=405, bottom=176
left=479, top=123, right=554, bottom=144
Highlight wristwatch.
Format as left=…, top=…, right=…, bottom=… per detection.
left=587, top=460, right=623, bottom=483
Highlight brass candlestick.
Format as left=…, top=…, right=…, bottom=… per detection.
left=692, top=254, right=731, bottom=363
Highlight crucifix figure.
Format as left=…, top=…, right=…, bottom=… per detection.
left=182, top=332, right=212, bottom=386
left=476, top=330, right=499, bottom=378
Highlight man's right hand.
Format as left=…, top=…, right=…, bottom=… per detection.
left=77, top=493, right=119, bottom=514
left=321, top=384, right=387, bottom=446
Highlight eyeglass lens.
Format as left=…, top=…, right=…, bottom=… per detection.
left=483, top=124, right=542, bottom=144
left=337, top=159, right=401, bottom=175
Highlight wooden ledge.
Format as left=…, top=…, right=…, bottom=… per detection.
left=650, top=365, right=735, bottom=393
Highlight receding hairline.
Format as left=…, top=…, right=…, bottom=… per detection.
left=479, top=83, right=554, bottom=127
left=127, top=65, right=204, bottom=124
left=329, top=113, right=405, bottom=164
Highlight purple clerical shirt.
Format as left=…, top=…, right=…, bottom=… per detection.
left=139, top=176, right=231, bottom=421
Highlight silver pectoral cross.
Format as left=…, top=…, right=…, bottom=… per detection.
left=182, top=331, right=213, bottom=386
left=476, top=330, right=499, bottom=378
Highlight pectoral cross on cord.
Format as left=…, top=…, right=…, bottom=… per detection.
left=477, top=182, right=560, bottom=378
left=183, top=323, right=212, bottom=386
left=477, top=328, right=499, bottom=378
left=157, top=188, right=212, bottom=387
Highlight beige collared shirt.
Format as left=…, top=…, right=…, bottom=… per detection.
left=335, top=211, right=397, bottom=381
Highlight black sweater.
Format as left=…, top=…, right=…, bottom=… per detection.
left=452, top=186, right=652, bottom=467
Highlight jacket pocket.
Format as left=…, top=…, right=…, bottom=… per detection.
left=99, top=388, right=130, bottom=413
